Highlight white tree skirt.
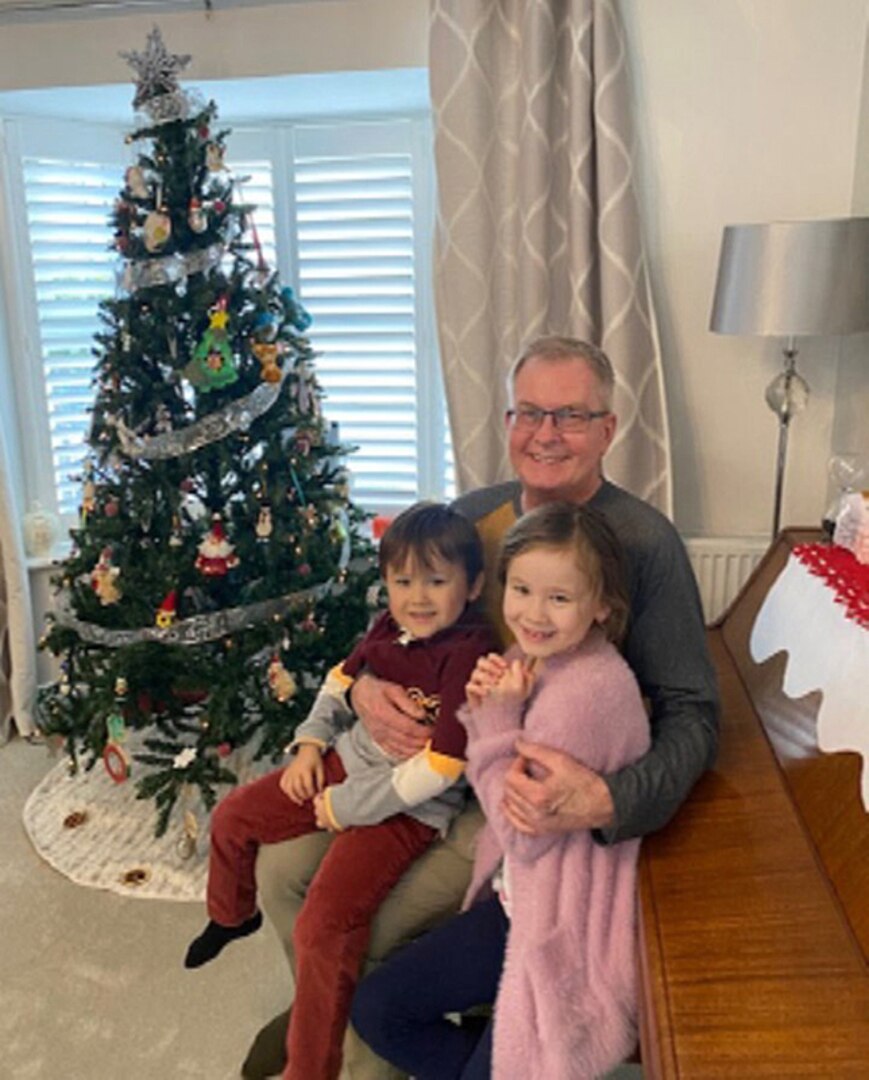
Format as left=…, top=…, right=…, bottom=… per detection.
left=22, top=742, right=268, bottom=902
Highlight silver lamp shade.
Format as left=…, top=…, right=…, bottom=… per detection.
left=709, top=217, right=869, bottom=538
left=710, top=218, right=869, bottom=337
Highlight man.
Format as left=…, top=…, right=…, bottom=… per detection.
left=244, top=336, right=719, bottom=1079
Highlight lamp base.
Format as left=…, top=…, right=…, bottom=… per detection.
left=765, top=341, right=810, bottom=539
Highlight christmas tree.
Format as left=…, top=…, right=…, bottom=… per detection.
left=38, top=27, right=377, bottom=836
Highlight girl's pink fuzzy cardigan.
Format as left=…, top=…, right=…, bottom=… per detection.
left=461, top=630, right=651, bottom=1079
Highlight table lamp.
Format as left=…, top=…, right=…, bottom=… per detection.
left=709, top=217, right=869, bottom=538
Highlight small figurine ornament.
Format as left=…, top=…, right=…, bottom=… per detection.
left=81, top=474, right=97, bottom=518
left=205, top=142, right=225, bottom=171
left=168, top=515, right=184, bottom=548
left=91, top=547, right=122, bottom=606
left=255, top=504, right=274, bottom=541
left=188, top=197, right=208, bottom=233
left=268, top=655, right=297, bottom=703
left=252, top=340, right=282, bottom=383
left=156, top=589, right=178, bottom=628
left=125, top=164, right=149, bottom=199
left=154, top=403, right=173, bottom=433
left=195, top=515, right=240, bottom=577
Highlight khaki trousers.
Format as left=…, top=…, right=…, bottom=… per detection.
left=255, top=800, right=484, bottom=1080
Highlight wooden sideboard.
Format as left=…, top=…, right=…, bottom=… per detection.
left=637, top=529, right=869, bottom=1077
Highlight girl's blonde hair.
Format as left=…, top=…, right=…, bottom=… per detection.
left=497, top=502, right=630, bottom=645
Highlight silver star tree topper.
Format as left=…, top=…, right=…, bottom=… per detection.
left=121, top=26, right=193, bottom=117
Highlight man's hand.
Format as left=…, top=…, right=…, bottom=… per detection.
left=280, top=745, right=324, bottom=804
left=350, top=673, right=429, bottom=759
left=501, top=738, right=615, bottom=835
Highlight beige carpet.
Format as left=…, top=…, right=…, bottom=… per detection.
left=1, top=733, right=292, bottom=1080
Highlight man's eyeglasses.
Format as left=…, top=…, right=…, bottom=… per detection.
left=506, top=405, right=610, bottom=434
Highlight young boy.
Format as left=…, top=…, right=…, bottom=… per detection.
left=184, top=501, right=494, bottom=1080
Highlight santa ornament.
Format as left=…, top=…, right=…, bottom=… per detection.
left=155, top=589, right=178, bottom=628
left=195, top=515, right=240, bottom=577
left=187, top=197, right=208, bottom=233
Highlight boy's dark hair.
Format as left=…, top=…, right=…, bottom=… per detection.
left=497, top=502, right=630, bottom=644
left=379, top=501, right=484, bottom=587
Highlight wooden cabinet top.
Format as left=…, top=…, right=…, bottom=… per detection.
left=638, top=530, right=869, bottom=1077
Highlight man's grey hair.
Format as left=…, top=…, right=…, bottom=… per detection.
left=506, top=335, right=615, bottom=410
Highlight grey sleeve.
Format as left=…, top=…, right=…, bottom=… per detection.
left=291, top=683, right=355, bottom=749
left=597, top=526, right=720, bottom=844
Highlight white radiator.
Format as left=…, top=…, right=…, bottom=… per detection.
left=684, top=536, right=769, bottom=624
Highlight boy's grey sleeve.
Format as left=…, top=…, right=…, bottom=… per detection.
left=290, top=670, right=356, bottom=750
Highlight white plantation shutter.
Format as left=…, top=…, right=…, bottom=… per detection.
left=292, top=121, right=448, bottom=511
left=7, top=113, right=453, bottom=524
left=14, top=122, right=123, bottom=519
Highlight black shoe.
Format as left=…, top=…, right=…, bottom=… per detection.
left=184, top=910, right=263, bottom=968
left=240, top=1007, right=291, bottom=1079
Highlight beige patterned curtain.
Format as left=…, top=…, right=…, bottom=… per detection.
left=0, top=422, right=37, bottom=742
left=430, top=0, right=672, bottom=513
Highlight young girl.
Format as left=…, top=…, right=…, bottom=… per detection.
left=184, top=501, right=494, bottom=1080
left=351, top=502, right=651, bottom=1079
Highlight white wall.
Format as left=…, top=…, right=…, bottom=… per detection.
left=622, top=0, right=869, bottom=537
left=0, top=0, right=866, bottom=539
left=0, top=0, right=428, bottom=90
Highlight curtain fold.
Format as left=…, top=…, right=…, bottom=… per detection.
left=430, top=0, right=672, bottom=514
left=0, top=345, right=37, bottom=743
left=0, top=362, right=37, bottom=743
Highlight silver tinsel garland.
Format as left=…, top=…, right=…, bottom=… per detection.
left=119, top=242, right=224, bottom=292
left=53, top=579, right=334, bottom=648
left=109, top=365, right=292, bottom=459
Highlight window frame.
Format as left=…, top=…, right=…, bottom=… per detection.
left=0, top=103, right=452, bottom=529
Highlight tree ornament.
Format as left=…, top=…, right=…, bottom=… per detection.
left=143, top=208, right=172, bottom=252
left=188, top=197, right=208, bottom=234
left=120, top=25, right=192, bottom=118
left=255, top=504, right=274, bottom=541
left=205, top=142, right=225, bottom=171
left=252, top=340, right=282, bottom=383
left=177, top=809, right=199, bottom=860
left=173, top=746, right=197, bottom=769
left=156, top=589, right=178, bottom=628
left=125, top=165, right=149, bottom=199
left=182, top=300, right=238, bottom=392
left=103, top=677, right=131, bottom=783
left=253, top=311, right=279, bottom=342
left=168, top=515, right=184, bottom=547
left=154, top=403, right=173, bottom=433
left=195, top=515, right=240, bottom=577
left=81, top=472, right=97, bottom=518
left=281, top=286, right=313, bottom=331
left=91, top=547, right=122, bottom=606
left=268, top=655, right=297, bottom=703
